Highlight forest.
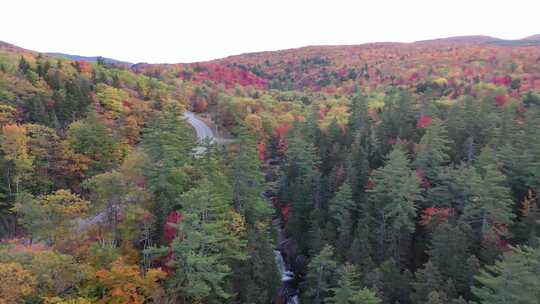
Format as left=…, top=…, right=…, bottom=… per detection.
left=0, top=37, right=540, bottom=303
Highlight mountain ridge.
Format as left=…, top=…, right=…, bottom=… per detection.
left=3, top=34, right=540, bottom=67
left=45, top=52, right=133, bottom=66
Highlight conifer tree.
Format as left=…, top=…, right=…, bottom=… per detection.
left=374, top=258, right=413, bottom=304
left=229, top=126, right=271, bottom=224
left=348, top=91, right=369, bottom=137
left=350, top=288, right=383, bottom=304
left=376, top=90, right=418, bottom=158
left=473, top=244, right=540, bottom=304
left=166, top=177, right=247, bottom=303
left=280, top=126, right=321, bottom=251
left=234, top=227, right=280, bottom=304
left=326, top=263, right=362, bottom=304
left=347, top=217, right=375, bottom=272
left=414, top=119, right=451, bottom=184
left=141, top=103, right=196, bottom=222
left=428, top=222, right=476, bottom=295
left=368, top=144, right=422, bottom=262
left=326, top=263, right=381, bottom=304
left=461, top=147, right=515, bottom=237
left=410, top=261, right=447, bottom=304
left=302, top=245, right=338, bottom=304
left=328, top=182, right=355, bottom=242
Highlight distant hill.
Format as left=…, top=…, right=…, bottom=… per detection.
left=523, top=34, right=540, bottom=40
left=0, top=41, right=132, bottom=66
left=413, top=35, right=540, bottom=46
left=0, top=41, right=37, bottom=56
left=488, top=39, right=540, bottom=46
left=46, top=52, right=133, bottom=66
left=414, top=35, right=501, bottom=45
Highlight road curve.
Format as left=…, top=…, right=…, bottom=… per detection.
left=77, top=111, right=223, bottom=230
left=183, top=111, right=215, bottom=142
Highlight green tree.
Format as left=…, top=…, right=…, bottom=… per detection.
left=326, top=263, right=382, bottom=304
left=328, top=182, right=355, bottom=251
left=141, top=103, right=196, bottom=223
left=234, top=227, right=280, bottom=304
left=15, top=189, right=89, bottom=243
left=302, top=245, right=338, bottom=304
left=372, top=258, right=413, bottom=304
left=375, top=90, right=418, bottom=158
left=414, top=119, right=451, bottom=184
left=67, top=112, right=120, bottom=175
left=428, top=222, right=477, bottom=295
left=461, top=147, right=515, bottom=237
left=348, top=91, right=369, bottom=138
left=280, top=126, right=321, bottom=251
left=18, top=56, right=30, bottom=74
left=83, top=170, right=149, bottom=241
left=326, top=263, right=361, bottom=303
left=165, top=177, right=247, bottom=303
left=229, top=126, right=271, bottom=224
left=347, top=218, right=375, bottom=273
left=411, top=261, right=448, bottom=304
left=368, top=144, right=422, bottom=263
left=350, top=288, right=382, bottom=304
left=473, top=244, right=540, bottom=304
left=424, top=291, right=447, bottom=304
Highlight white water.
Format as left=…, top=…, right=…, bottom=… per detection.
left=274, top=250, right=295, bottom=282
left=289, top=295, right=299, bottom=304
left=274, top=250, right=300, bottom=304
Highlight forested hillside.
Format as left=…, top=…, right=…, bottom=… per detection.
left=0, top=38, right=540, bottom=303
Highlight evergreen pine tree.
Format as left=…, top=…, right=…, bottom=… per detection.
left=473, top=244, right=540, bottom=304
left=410, top=261, right=446, bottom=304
left=229, top=126, right=271, bottom=224
left=326, top=263, right=381, bottom=304
left=326, top=263, right=362, bottom=304
left=302, top=245, right=338, bottom=304
left=428, top=222, right=476, bottom=295
left=350, top=288, right=383, bottom=304
left=167, top=177, right=247, bottom=303
left=462, top=147, right=515, bottom=237
left=414, top=119, right=451, bottom=184
left=329, top=182, right=355, bottom=252
left=280, top=126, right=321, bottom=251
left=141, top=103, right=196, bottom=223
left=368, top=144, right=422, bottom=263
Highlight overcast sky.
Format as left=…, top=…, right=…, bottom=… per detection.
left=1, top=0, right=538, bottom=63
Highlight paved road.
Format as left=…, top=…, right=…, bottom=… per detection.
left=183, top=111, right=215, bottom=142
left=77, top=111, right=225, bottom=230
left=183, top=111, right=234, bottom=145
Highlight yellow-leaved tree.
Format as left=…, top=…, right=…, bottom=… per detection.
left=15, top=189, right=89, bottom=243
left=0, top=262, right=36, bottom=304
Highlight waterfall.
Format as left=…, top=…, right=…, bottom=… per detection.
left=274, top=250, right=295, bottom=282
left=288, top=295, right=299, bottom=304
left=274, top=250, right=300, bottom=304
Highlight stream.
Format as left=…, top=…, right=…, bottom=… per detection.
left=274, top=249, right=300, bottom=304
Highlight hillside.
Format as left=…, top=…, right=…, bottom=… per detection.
left=1, top=38, right=540, bottom=304
left=523, top=34, right=540, bottom=40
left=133, top=38, right=540, bottom=94
left=46, top=52, right=133, bottom=66
left=414, top=35, right=500, bottom=44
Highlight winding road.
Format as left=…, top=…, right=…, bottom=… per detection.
left=78, top=111, right=222, bottom=230
left=183, top=111, right=234, bottom=145
left=183, top=111, right=215, bottom=142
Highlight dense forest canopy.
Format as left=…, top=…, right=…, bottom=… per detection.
left=0, top=37, right=540, bottom=303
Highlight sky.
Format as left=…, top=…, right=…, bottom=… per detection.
left=1, top=0, right=539, bottom=63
